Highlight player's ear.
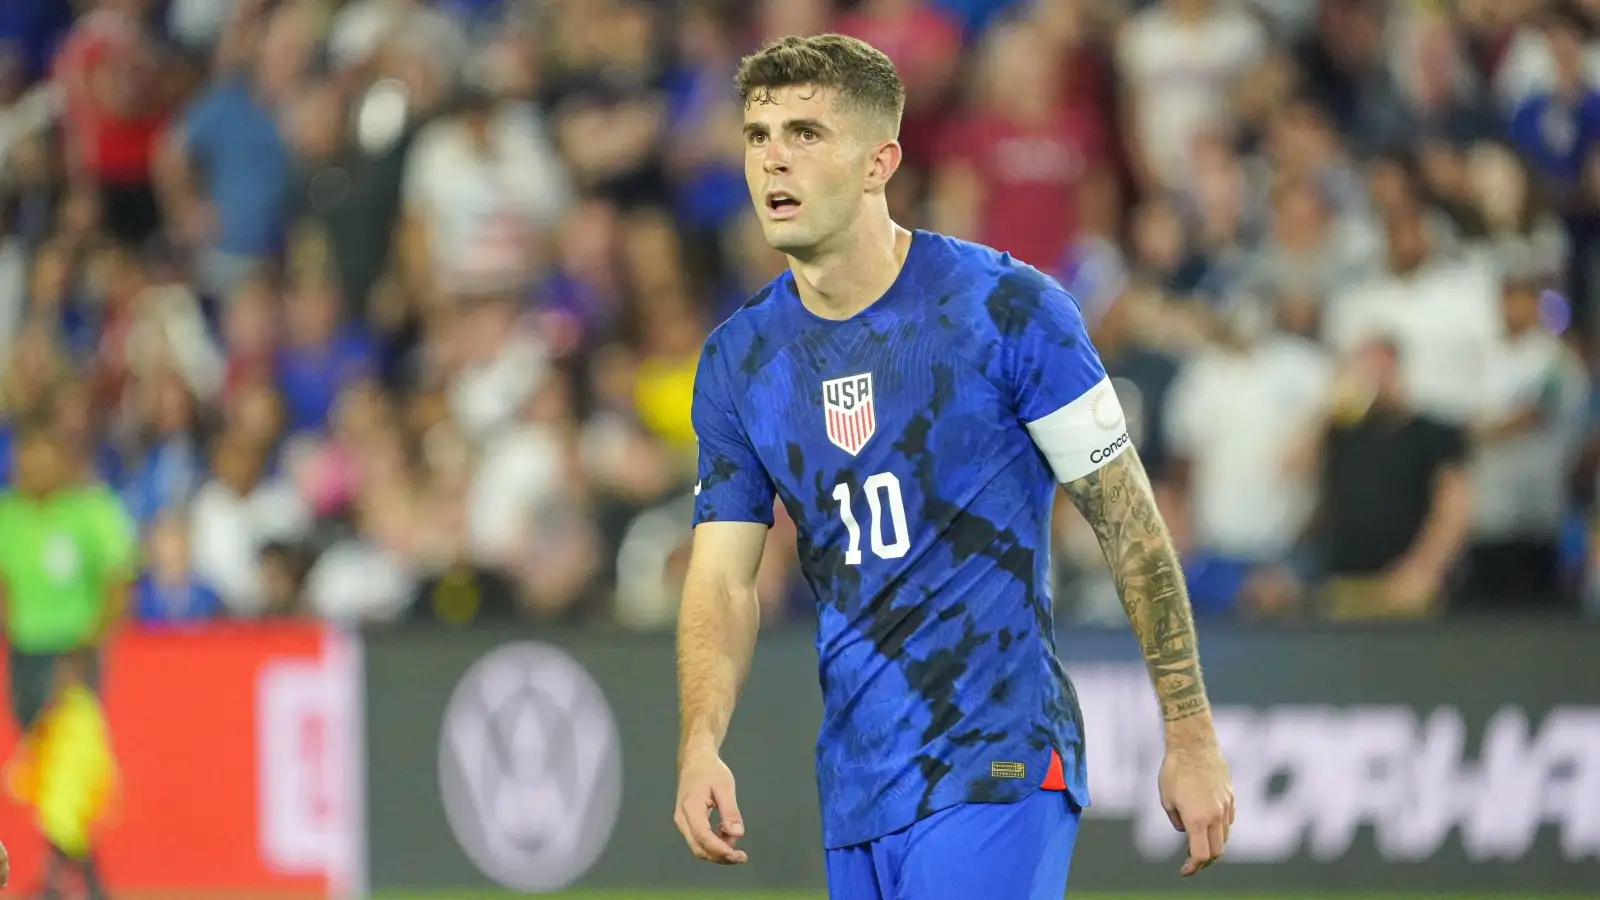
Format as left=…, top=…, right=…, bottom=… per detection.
left=863, top=139, right=902, bottom=194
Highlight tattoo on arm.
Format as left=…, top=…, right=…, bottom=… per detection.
left=1063, top=449, right=1209, bottom=724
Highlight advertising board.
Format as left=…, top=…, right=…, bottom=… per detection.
left=363, top=622, right=1600, bottom=894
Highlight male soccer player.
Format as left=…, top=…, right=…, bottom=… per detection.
left=673, top=34, right=1233, bottom=898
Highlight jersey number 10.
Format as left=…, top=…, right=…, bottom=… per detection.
left=832, top=472, right=911, bottom=565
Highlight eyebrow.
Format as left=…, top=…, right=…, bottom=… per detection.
left=743, top=117, right=831, bottom=138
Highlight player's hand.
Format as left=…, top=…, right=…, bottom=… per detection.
left=674, top=748, right=748, bottom=865
left=0, top=836, right=11, bottom=887
left=1158, top=738, right=1234, bottom=877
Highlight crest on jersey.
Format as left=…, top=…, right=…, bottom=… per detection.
left=822, top=372, right=876, bottom=456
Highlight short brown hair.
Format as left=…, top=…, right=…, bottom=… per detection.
left=735, top=34, right=905, bottom=137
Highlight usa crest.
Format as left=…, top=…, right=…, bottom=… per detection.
left=822, top=372, right=876, bottom=456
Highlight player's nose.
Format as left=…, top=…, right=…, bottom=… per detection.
left=760, top=142, right=791, bottom=173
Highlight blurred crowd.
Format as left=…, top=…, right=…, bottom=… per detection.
left=0, top=0, right=1595, bottom=631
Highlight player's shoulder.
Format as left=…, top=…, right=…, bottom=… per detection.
left=699, top=271, right=796, bottom=380
left=916, top=231, right=1086, bottom=337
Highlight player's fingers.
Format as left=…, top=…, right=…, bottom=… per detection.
left=1206, top=817, right=1227, bottom=865
left=1165, top=802, right=1185, bottom=832
left=688, top=796, right=744, bottom=864
left=688, top=815, right=728, bottom=861
left=711, top=780, right=745, bottom=839
left=673, top=806, right=706, bottom=860
left=1181, top=811, right=1212, bottom=876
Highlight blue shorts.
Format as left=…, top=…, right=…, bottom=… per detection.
left=824, top=789, right=1081, bottom=900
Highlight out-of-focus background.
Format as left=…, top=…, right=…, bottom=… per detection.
left=0, top=0, right=1593, bottom=897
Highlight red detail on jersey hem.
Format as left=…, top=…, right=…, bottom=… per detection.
left=1041, top=748, right=1067, bottom=790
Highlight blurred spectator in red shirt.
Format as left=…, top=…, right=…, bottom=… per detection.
left=53, top=0, right=174, bottom=244
left=931, top=19, right=1107, bottom=269
left=834, top=0, right=962, bottom=199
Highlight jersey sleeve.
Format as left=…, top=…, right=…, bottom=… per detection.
left=690, top=335, right=776, bottom=527
left=1001, top=273, right=1133, bottom=483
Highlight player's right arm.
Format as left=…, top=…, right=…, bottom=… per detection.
left=674, top=332, right=776, bottom=866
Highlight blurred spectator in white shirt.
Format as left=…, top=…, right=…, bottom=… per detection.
left=1461, top=141, right=1569, bottom=283
left=1164, top=301, right=1332, bottom=616
left=305, top=484, right=418, bottom=624
left=1118, top=0, right=1266, bottom=190
left=190, top=430, right=312, bottom=617
left=1240, top=177, right=1359, bottom=308
left=400, top=82, right=570, bottom=302
left=1463, top=280, right=1588, bottom=610
left=1325, top=201, right=1502, bottom=426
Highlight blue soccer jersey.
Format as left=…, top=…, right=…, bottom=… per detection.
left=691, top=231, right=1128, bottom=849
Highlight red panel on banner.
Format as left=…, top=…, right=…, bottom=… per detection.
left=0, top=623, right=359, bottom=896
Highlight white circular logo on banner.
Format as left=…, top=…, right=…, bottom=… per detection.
left=438, top=641, right=623, bottom=891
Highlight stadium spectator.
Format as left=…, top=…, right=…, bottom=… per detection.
left=275, top=273, right=377, bottom=434
left=1316, top=337, right=1472, bottom=620
left=284, top=77, right=412, bottom=325
left=1241, top=176, right=1368, bottom=310
left=53, top=0, right=173, bottom=245
left=122, top=367, right=204, bottom=524
left=304, top=479, right=419, bottom=623
left=132, top=509, right=223, bottom=624
left=156, top=2, right=309, bottom=299
left=1089, top=286, right=1178, bottom=481
left=1460, top=140, right=1569, bottom=283
left=1464, top=279, right=1589, bottom=609
left=1164, top=300, right=1331, bottom=615
left=189, top=429, right=311, bottom=617
left=1324, top=201, right=1502, bottom=426
left=932, top=18, right=1105, bottom=269
left=1117, top=0, right=1266, bottom=191
left=399, top=77, right=569, bottom=303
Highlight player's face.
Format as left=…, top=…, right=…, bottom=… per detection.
left=743, top=85, right=872, bottom=257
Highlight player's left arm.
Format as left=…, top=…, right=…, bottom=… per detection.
left=1003, top=269, right=1231, bottom=877
left=1061, top=451, right=1209, bottom=727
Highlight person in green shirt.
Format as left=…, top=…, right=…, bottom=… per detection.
left=0, top=420, right=132, bottom=899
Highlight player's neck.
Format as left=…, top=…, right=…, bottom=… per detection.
left=788, top=216, right=913, bottom=321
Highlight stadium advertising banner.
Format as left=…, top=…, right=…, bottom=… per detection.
left=0, top=623, right=363, bottom=898
left=362, top=622, right=1600, bottom=895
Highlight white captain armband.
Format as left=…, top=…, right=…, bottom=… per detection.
left=1023, top=375, right=1133, bottom=483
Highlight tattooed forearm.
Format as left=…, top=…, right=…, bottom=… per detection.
left=1063, top=449, right=1209, bottom=725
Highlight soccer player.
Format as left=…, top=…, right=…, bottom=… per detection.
left=672, top=34, right=1233, bottom=898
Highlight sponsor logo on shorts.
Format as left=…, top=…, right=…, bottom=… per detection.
left=438, top=642, right=623, bottom=891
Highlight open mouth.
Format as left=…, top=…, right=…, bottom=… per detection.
left=766, top=192, right=802, bottom=219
